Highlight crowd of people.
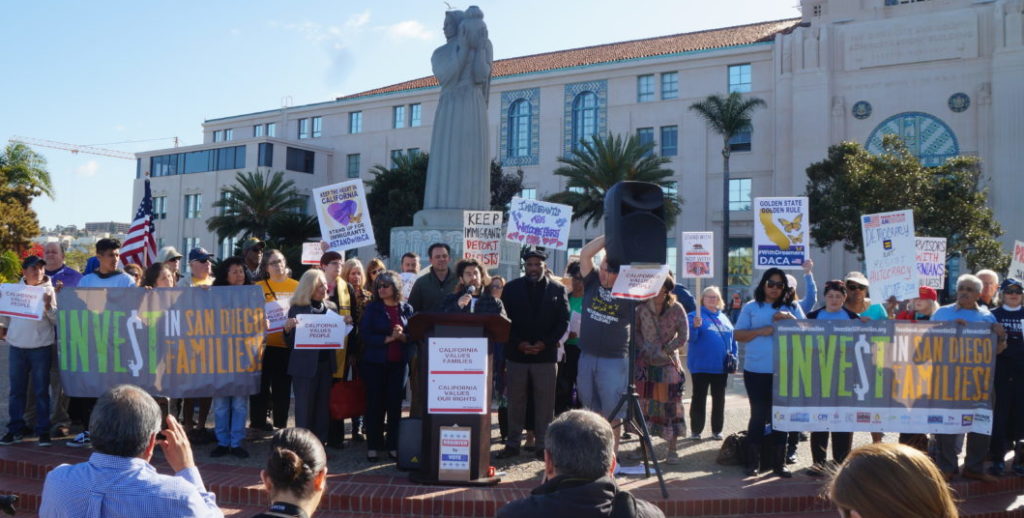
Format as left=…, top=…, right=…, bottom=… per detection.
left=0, top=234, right=1020, bottom=517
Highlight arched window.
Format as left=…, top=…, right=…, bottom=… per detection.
left=572, top=91, right=598, bottom=150
left=508, top=99, right=531, bottom=158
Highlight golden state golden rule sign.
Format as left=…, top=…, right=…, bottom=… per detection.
left=56, top=287, right=265, bottom=398
left=772, top=320, right=995, bottom=435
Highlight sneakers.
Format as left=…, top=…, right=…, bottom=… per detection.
left=66, top=431, right=90, bottom=448
left=0, top=432, right=22, bottom=445
left=685, top=434, right=702, bottom=441
left=210, top=445, right=230, bottom=458
left=711, top=433, right=725, bottom=441
left=230, top=447, right=249, bottom=459
left=37, top=433, right=51, bottom=447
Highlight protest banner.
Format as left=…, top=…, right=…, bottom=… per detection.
left=772, top=320, right=995, bottom=434
left=915, top=237, right=946, bottom=289
left=56, top=286, right=265, bottom=398
left=463, top=211, right=503, bottom=268
left=0, top=283, right=48, bottom=321
left=504, top=197, right=572, bottom=250
left=301, top=241, right=325, bottom=265
left=753, top=197, right=808, bottom=269
left=1011, top=240, right=1024, bottom=280
left=427, top=337, right=488, bottom=414
left=681, top=232, right=714, bottom=279
left=861, top=209, right=918, bottom=301
left=312, top=180, right=375, bottom=252
left=611, top=264, right=671, bottom=300
left=265, top=299, right=291, bottom=334
left=293, top=311, right=349, bottom=349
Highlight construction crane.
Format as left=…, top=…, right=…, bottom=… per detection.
left=8, top=135, right=179, bottom=160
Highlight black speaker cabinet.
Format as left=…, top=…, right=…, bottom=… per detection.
left=604, top=181, right=667, bottom=265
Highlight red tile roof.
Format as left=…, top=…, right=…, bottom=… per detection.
left=338, top=18, right=801, bottom=101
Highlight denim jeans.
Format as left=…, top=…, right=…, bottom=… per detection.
left=8, top=346, right=52, bottom=436
left=213, top=396, right=248, bottom=448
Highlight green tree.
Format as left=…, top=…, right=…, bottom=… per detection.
left=690, top=92, right=766, bottom=296
left=0, top=250, right=20, bottom=283
left=0, top=143, right=53, bottom=254
left=207, top=170, right=305, bottom=241
left=1, top=143, right=54, bottom=200
left=545, top=133, right=680, bottom=229
left=805, top=135, right=1008, bottom=272
left=266, top=212, right=321, bottom=275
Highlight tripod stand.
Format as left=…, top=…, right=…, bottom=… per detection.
left=607, top=321, right=669, bottom=499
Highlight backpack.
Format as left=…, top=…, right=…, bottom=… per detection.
left=716, top=431, right=748, bottom=465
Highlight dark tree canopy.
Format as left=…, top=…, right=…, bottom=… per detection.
left=0, top=143, right=51, bottom=254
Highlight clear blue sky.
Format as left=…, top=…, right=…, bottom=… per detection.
left=1, top=1, right=800, bottom=230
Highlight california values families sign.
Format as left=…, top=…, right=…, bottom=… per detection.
left=312, top=180, right=376, bottom=252
left=772, top=320, right=995, bottom=435
left=56, top=287, right=265, bottom=398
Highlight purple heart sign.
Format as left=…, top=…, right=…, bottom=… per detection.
left=327, top=200, right=357, bottom=225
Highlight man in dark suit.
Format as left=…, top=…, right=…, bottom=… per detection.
left=498, top=247, right=570, bottom=460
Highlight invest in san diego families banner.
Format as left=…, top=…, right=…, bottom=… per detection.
left=56, top=287, right=265, bottom=398
left=772, top=320, right=996, bottom=435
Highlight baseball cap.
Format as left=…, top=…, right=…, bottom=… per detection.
left=21, top=255, right=44, bottom=269
left=917, top=286, right=938, bottom=301
left=521, top=246, right=547, bottom=261
left=157, top=246, right=183, bottom=263
left=1001, top=278, right=1023, bottom=291
left=188, top=247, right=215, bottom=263
left=242, top=237, right=265, bottom=252
left=844, top=271, right=870, bottom=287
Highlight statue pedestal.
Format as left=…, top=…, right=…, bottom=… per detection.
left=390, top=209, right=522, bottom=281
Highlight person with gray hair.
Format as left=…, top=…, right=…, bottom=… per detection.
left=39, top=384, right=222, bottom=517
left=976, top=269, right=1000, bottom=308
left=496, top=409, right=664, bottom=518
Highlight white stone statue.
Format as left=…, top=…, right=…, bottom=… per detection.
left=422, top=6, right=493, bottom=211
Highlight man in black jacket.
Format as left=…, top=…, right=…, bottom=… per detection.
left=498, top=247, right=569, bottom=460
left=497, top=409, right=664, bottom=518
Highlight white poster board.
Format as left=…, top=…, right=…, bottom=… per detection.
left=463, top=211, right=503, bottom=269
left=427, top=337, right=488, bottom=414
left=438, top=426, right=472, bottom=482
left=293, top=311, right=350, bottom=349
left=301, top=242, right=325, bottom=265
left=610, top=264, right=671, bottom=300
left=504, top=197, right=572, bottom=250
left=753, top=197, right=809, bottom=269
left=1010, top=240, right=1024, bottom=281
left=264, top=299, right=291, bottom=334
left=681, top=231, right=714, bottom=279
left=399, top=272, right=418, bottom=301
left=312, top=180, right=376, bottom=252
left=861, top=209, right=919, bottom=301
left=915, top=237, right=947, bottom=289
left=0, top=283, right=47, bottom=321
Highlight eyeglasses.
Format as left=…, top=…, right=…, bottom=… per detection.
left=369, top=269, right=383, bottom=276
left=1003, top=288, right=1023, bottom=295
left=765, top=280, right=786, bottom=289
left=378, top=283, right=394, bottom=289
left=846, top=283, right=866, bottom=291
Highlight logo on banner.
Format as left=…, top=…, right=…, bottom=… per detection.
left=790, top=413, right=810, bottom=423
left=974, top=414, right=990, bottom=424
left=857, top=412, right=871, bottom=423
left=961, top=415, right=974, bottom=426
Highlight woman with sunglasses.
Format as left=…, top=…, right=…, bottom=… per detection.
left=363, top=258, right=387, bottom=293
left=990, top=278, right=1024, bottom=476
left=359, top=271, right=414, bottom=462
left=734, top=267, right=804, bottom=477
left=842, top=271, right=889, bottom=444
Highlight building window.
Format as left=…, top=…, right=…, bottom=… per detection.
left=567, top=239, right=583, bottom=259
left=728, top=238, right=753, bottom=289
left=346, top=153, right=360, bottom=178
left=183, top=238, right=201, bottom=269
left=728, top=64, right=752, bottom=93
left=153, top=196, right=167, bottom=220
left=267, top=122, right=277, bottom=137
left=285, top=147, right=315, bottom=174
left=407, top=148, right=420, bottom=157
left=410, top=103, right=422, bottom=127
left=666, top=237, right=678, bottom=278
left=212, top=130, right=222, bottom=143
left=812, top=4, right=823, bottom=16
left=393, top=106, right=405, bottom=129
left=220, top=236, right=238, bottom=259
left=660, top=126, right=678, bottom=156
left=518, top=188, right=537, bottom=200
left=637, top=75, right=654, bottom=102
left=569, top=186, right=584, bottom=194
left=729, top=178, right=752, bottom=211
left=220, top=191, right=235, bottom=216
left=253, top=124, right=264, bottom=137
left=349, top=111, right=363, bottom=134
left=390, top=149, right=404, bottom=167
left=224, top=129, right=233, bottom=141
left=661, top=72, right=679, bottom=100
left=508, top=99, right=532, bottom=158
left=258, top=143, right=273, bottom=168
left=298, top=118, right=310, bottom=139
left=292, top=194, right=309, bottom=215
left=662, top=181, right=678, bottom=199
left=637, top=127, right=654, bottom=156
left=184, top=194, right=202, bottom=219
left=571, top=91, right=599, bottom=150
left=729, top=128, right=752, bottom=152
left=312, top=116, right=322, bottom=138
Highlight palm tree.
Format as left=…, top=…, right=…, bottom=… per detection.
left=546, top=133, right=680, bottom=229
left=207, top=170, right=305, bottom=241
left=689, top=92, right=765, bottom=296
left=0, top=143, right=54, bottom=199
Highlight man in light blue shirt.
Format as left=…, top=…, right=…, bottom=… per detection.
left=40, top=385, right=222, bottom=518
left=77, top=238, right=135, bottom=288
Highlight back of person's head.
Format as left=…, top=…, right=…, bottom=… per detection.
left=95, top=238, right=121, bottom=255
left=545, top=409, right=615, bottom=480
left=828, top=443, right=958, bottom=518
left=265, top=428, right=327, bottom=500
left=89, top=384, right=161, bottom=458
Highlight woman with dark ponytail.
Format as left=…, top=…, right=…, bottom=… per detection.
left=254, top=428, right=328, bottom=518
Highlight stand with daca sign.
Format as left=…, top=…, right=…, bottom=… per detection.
left=56, top=286, right=266, bottom=398
left=772, top=320, right=995, bottom=435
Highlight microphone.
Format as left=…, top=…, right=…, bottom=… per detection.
left=466, top=285, right=476, bottom=295
left=466, top=285, right=476, bottom=313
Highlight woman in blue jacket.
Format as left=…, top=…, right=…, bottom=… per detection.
left=686, top=286, right=737, bottom=442
left=359, top=271, right=415, bottom=463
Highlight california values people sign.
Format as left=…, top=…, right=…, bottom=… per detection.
left=56, top=287, right=265, bottom=398
left=312, top=180, right=376, bottom=252
left=772, top=320, right=995, bottom=435
left=463, top=211, right=503, bottom=268
left=0, top=283, right=49, bottom=321
left=861, top=209, right=918, bottom=301
left=681, top=232, right=714, bottom=279
left=753, top=197, right=808, bottom=269
left=505, top=197, right=572, bottom=250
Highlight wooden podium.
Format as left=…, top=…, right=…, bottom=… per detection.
left=406, top=312, right=509, bottom=486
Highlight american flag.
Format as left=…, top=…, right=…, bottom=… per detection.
left=121, top=178, right=157, bottom=268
